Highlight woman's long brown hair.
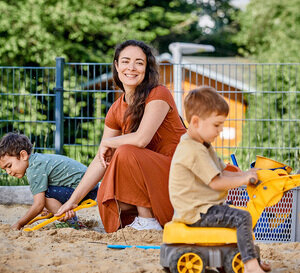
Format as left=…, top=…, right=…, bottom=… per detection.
left=112, top=40, right=159, bottom=133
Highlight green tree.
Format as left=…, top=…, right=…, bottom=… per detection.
left=0, top=0, right=198, bottom=66
left=234, top=0, right=300, bottom=63
left=155, top=0, right=240, bottom=56
left=234, top=0, right=300, bottom=170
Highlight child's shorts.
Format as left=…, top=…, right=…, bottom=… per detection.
left=45, top=184, right=99, bottom=204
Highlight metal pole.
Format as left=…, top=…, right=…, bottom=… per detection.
left=54, top=57, right=64, bottom=154
left=293, top=188, right=300, bottom=242
left=169, top=43, right=183, bottom=116
left=169, top=42, right=215, bottom=117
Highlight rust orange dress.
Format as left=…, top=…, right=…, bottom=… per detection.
left=97, top=85, right=186, bottom=233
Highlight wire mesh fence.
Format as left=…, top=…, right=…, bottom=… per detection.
left=227, top=187, right=297, bottom=242
left=0, top=60, right=299, bottom=241
left=0, top=66, right=56, bottom=185
left=0, top=66, right=56, bottom=150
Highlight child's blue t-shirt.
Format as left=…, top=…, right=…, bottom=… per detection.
left=26, top=153, right=87, bottom=196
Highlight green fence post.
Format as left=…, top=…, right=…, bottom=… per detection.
left=54, top=57, right=65, bottom=154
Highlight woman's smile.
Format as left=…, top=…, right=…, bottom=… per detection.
left=125, top=73, right=138, bottom=78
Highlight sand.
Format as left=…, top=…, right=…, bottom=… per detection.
left=0, top=204, right=299, bottom=273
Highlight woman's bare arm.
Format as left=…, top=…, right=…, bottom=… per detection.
left=101, top=100, right=170, bottom=148
left=55, top=126, right=121, bottom=220
left=55, top=100, right=169, bottom=220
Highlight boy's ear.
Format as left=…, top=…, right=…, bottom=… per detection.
left=19, top=150, right=29, bottom=160
left=190, top=115, right=200, bottom=128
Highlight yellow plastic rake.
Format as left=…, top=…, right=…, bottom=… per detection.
left=23, top=199, right=97, bottom=231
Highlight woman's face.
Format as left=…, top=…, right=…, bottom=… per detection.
left=115, top=46, right=147, bottom=92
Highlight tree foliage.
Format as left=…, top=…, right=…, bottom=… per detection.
left=234, top=0, right=300, bottom=62
left=0, top=0, right=197, bottom=66
left=155, top=0, right=240, bottom=56
left=234, top=0, right=300, bottom=170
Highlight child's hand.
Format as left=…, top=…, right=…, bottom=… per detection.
left=40, top=208, right=49, bottom=217
left=11, top=222, right=22, bottom=230
left=244, top=169, right=258, bottom=185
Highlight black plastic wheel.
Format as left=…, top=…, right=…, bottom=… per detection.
left=169, top=247, right=206, bottom=273
left=223, top=248, right=244, bottom=273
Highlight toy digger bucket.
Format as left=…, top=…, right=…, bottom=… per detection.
left=253, top=155, right=292, bottom=174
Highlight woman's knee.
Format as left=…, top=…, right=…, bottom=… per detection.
left=114, top=144, right=140, bottom=160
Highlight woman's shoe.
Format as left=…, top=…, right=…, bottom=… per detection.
left=127, top=216, right=162, bottom=231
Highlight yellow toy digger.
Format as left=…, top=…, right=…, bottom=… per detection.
left=160, top=156, right=300, bottom=273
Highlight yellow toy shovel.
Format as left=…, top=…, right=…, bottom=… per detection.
left=23, top=199, right=97, bottom=231
left=26, top=212, right=53, bottom=225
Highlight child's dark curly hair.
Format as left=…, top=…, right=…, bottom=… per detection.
left=0, top=132, right=33, bottom=158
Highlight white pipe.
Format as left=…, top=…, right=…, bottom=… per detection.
left=169, top=43, right=215, bottom=116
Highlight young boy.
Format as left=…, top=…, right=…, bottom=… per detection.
left=0, top=132, right=98, bottom=230
left=169, top=86, right=270, bottom=273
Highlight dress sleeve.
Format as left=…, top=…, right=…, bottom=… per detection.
left=105, top=100, right=121, bottom=130
left=146, top=85, right=175, bottom=111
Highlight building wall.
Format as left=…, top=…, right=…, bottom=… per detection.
left=159, top=64, right=246, bottom=158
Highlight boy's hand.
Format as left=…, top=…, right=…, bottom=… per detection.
left=244, top=169, right=258, bottom=185
left=11, top=222, right=22, bottom=230
left=40, top=208, right=50, bottom=217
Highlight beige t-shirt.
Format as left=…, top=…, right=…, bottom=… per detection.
left=169, top=133, right=227, bottom=224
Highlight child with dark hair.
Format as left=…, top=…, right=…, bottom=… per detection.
left=169, top=86, right=270, bottom=273
left=0, top=132, right=98, bottom=230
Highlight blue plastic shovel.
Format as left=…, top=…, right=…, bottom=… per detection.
left=107, top=244, right=160, bottom=250
left=230, top=153, right=239, bottom=167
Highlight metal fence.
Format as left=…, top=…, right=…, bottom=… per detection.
left=0, top=59, right=299, bottom=242
left=227, top=186, right=299, bottom=242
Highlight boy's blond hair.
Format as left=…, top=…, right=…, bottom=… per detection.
left=184, top=86, right=229, bottom=123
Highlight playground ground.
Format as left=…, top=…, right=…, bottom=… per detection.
left=0, top=204, right=299, bottom=273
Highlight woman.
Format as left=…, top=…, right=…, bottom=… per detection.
left=56, top=40, right=186, bottom=232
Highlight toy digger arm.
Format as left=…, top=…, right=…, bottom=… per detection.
left=246, top=170, right=300, bottom=229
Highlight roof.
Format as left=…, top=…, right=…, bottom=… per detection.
left=159, top=54, right=256, bottom=92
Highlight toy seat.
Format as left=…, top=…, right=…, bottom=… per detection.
left=163, top=222, right=240, bottom=246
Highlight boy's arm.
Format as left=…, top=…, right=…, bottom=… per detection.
left=222, top=168, right=259, bottom=177
left=11, top=192, right=45, bottom=230
left=209, top=169, right=258, bottom=191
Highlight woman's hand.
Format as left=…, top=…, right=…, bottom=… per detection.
left=54, top=201, right=78, bottom=221
left=98, top=144, right=115, bottom=168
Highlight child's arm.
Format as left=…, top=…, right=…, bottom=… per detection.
left=11, top=192, right=45, bottom=230
left=209, top=169, right=258, bottom=191
left=222, top=168, right=260, bottom=177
